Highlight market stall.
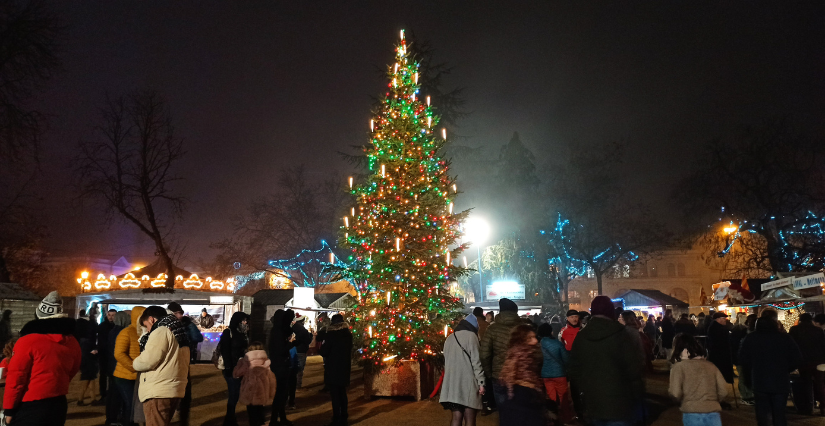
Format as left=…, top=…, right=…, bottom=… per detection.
left=611, top=289, right=689, bottom=317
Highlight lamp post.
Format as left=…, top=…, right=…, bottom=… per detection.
left=464, top=217, right=491, bottom=303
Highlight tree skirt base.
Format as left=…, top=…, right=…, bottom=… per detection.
left=363, top=360, right=436, bottom=401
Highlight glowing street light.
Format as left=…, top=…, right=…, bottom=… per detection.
left=464, top=217, right=491, bottom=302
left=723, top=226, right=737, bottom=235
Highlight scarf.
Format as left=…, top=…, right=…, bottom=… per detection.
left=139, top=314, right=190, bottom=351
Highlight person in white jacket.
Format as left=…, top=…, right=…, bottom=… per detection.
left=440, top=314, right=486, bottom=426
left=133, top=306, right=190, bottom=426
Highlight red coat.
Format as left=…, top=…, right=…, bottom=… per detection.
left=559, top=323, right=580, bottom=351
left=3, top=317, right=81, bottom=414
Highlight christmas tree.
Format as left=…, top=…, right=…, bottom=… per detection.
left=340, top=30, right=470, bottom=365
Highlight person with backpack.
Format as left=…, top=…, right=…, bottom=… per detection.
left=233, top=342, right=277, bottom=426
left=440, top=314, right=486, bottom=426
left=218, top=312, right=250, bottom=426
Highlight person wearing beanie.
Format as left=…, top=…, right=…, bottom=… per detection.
left=319, top=314, right=353, bottom=426
left=287, top=314, right=313, bottom=409
left=440, top=314, right=486, bottom=426
left=3, top=291, right=82, bottom=426
left=568, top=296, right=644, bottom=424
left=558, top=309, right=581, bottom=351
left=472, top=307, right=489, bottom=340
left=480, top=298, right=521, bottom=412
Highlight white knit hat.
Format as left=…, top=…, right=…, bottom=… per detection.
left=36, top=291, right=64, bottom=319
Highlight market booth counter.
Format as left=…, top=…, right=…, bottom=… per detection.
left=75, top=262, right=252, bottom=361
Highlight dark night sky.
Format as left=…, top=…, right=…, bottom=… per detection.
left=29, top=1, right=825, bottom=265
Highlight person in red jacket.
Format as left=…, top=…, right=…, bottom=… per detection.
left=3, top=291, right=81, bottom=426
left=558, top=309, right=581, bottom=351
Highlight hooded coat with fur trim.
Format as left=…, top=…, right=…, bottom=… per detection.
left=233, top=349, right=277, bottom=406
left=3, top=317, right=81, bottom=415
left=319, top=321, right=353, bottom=387
left=113, top=307, right=145, bottom=381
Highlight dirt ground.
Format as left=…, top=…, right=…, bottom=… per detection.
left=3, top=356, right=822, bottom=425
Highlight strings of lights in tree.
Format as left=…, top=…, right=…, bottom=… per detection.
left=339, top=30, right=470, bottom=365
left=232, top=240, right=348, bottom=292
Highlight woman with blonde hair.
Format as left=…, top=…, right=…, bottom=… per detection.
left=497, top=324, right=545, bottom=426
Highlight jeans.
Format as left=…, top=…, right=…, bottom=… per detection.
left=329, top=385, right=349, bottom=423
left=247, top=405, right=265, bottom=426
left=8, top=396, right=68, bottom=426
left=754, top=391, right=787, bottom=426
left=492, top=383, right=507, bottom=408
left=113, top=376, right=135, bottom=425
left=682, top=412, right=722, bottom=426
left=288, top=353, right=308, bottom=405
left=222, top=371, right=242, bottom=422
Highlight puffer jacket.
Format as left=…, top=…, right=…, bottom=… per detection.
left=479, top=311, right=521, bottom=380
left=113, top=307, right=145, bottom=381
left=132, top=323, right=190, bottom=401
left=540, top=336, right=568, bottom=378
left=3, top=317, right=81, bottom=416
left=234, top=349, right=277, bottom=406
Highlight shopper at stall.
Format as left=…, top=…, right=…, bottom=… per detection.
left=133, top=306, right=190, bottom=426
left=740, top=316, right=803, bottom=426
left=3, top=291, right=82, bottom=426
left=668, top=334, right=728, bottom=426
left=788, top=313, right=825, bottom=415
left=319, top=314, right=353, bottom=426
left=218, top=311, right=250, bottom=426
left=569, top=296, right=645, bottom=426
left=269, top=309, right=296, bottom=426
left=706, top=312, right=734, bottom=385
left=440, top=314, right=485, bottom=426
left=288, top=313, right=313, bottom=409
left=480, top=298, right=521, bottom=410
left=558, top=309, right=581, bottom=352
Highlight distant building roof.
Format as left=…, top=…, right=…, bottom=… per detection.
left=614, top=289, right=689, bottom=308
left=0, top=283, right=41, bottom=301
left=252, top=289, right=294, bottom=306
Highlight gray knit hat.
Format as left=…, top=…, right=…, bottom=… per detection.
left=36, top=291, right=64, bottom=319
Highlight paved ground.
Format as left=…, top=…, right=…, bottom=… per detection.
left=3, top=356, right=822, bottom=425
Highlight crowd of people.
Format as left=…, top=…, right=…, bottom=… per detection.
left=0, top=292, right=353, bottom=426
left=439, top=297, right=825, bottom=426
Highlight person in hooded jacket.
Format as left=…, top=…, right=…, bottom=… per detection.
left=740, top=316, right=802, bottom=426
left=480, top=298, right=521, bottom=409
left=569, top=296, right=644, bottom=426
left=788, top=313, right=825, bottom=415
left=219, top=312, right=250, bottom=426
left=113, top=307, right=145, bottom=426
left=319, top=314, right=353, bottom=426
left=288, top=313, right=313, bottom=409
left=269, top=309, right=296, bottom=426
left=3, top=291, right=81, bottom=426
left=440, top=314, right=486, bottom=426
left=233, top=342, right=277, bottom=426
left=106, top=311, right=131, bottom=426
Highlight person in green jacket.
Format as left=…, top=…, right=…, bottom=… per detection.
left=569, top=296, right=645, bottom=426
left=479, top=298, right=521, bottom=410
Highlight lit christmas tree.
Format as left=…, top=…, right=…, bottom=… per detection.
left=340, top=30, right=470, bottom=365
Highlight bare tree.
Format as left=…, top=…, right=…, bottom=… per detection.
left=75, top=90, right=186, bottom=290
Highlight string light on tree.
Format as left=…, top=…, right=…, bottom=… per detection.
left=338, top=30, right=471, bottom=365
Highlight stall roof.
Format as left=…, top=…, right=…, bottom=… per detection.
left=0, top=282, right=40, bottom=301
left=614, top=289, right=689, bottom=308
left=314, top=293, right=347, bottom=307
left=76, top=288, right=248, bottom=305
left=252, top=289, right=294, bottom=306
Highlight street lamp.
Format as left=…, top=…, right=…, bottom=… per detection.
left=464, top=217, right=491, bottom=303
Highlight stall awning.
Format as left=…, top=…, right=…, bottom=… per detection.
left=76, top=289, right=248, bottom=305
left=0, top=282, right=40, bottom=301
left=613, top=289, right=689, bottom=308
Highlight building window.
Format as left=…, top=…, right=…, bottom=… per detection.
left=677, top=263, right=686, bottom=277
left=650, top=265, right=658, bottom=278
left=667, top=263, right=676, bottom=277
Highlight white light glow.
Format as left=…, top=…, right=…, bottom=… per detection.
left=464, top=217, right=491, bottom=245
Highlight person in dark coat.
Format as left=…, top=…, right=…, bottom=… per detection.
left=569, top=296, right=645, bottom=425
left=788, top=313, right=825, bottom=415
left=643, top=314, right=657, bottom=343
left=269, top=309, right=296, bottom=426
left=319, top=314, right=353, bottom=426
left=730, top=313, right=756, bottom=405
left=661, top=309, right=676, bottom=359
left=287, top=314, right=313, bottom=409
left=106, top=311, right=130, bottom=426
left=673, top=313, right=697, bottom=337
left=0, top=310, right=12, bottom=351
left=219, top=312, right=250, bottom=426
left=97, top=309, right=116, bottom=403
left=740, top=316, right=802, bottom=426
left=706, top=312, right=734, bottom=384
left=75, top=309, right=100, bottom=405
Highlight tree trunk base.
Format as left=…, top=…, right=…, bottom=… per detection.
left=363, top=360, right=436, bottom=401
